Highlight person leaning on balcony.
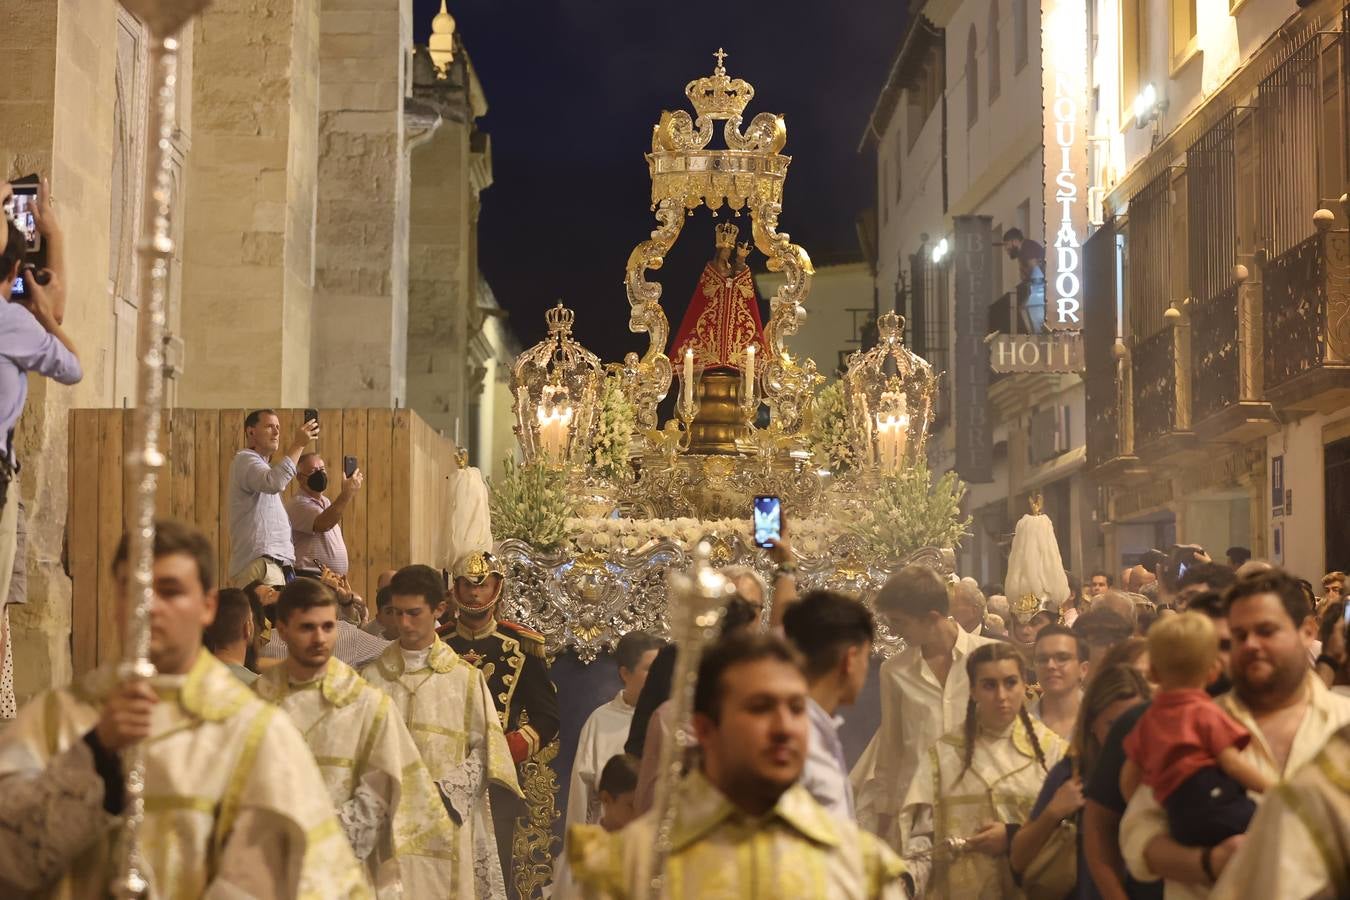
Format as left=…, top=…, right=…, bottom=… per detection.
left=227, top=409, right=318, bottom=587
left=1002, top=227, right=1046, bottom=333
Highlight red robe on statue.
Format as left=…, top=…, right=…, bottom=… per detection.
left=669, top=261, right=769, bottom=370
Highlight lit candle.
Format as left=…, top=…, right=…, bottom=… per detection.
left=744, top=344, right=756, bottom=403
left=876, top=391, right=910, bottom=474
left=683, top=347, right=695, bottom=413
left=536, top=400, right=574, bottom=461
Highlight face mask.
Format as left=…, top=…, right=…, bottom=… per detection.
left=306, top=470, right=328, bottom=492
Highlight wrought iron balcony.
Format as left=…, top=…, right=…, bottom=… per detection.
left=1131, top=323, right=1196, bottom=462
left=1188, top=274, right=1280, bottom=442
left=1262, top=224, right=1350, bottom=413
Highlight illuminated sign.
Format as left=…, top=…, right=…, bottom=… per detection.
left=1042, top=0, right=1088, bottom=328
left=989, top=332, right=1084, bottom=373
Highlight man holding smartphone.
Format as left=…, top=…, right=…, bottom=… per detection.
left=287, top=452, right=362, bottom=577
left=227, top=409, right=317, bottom=586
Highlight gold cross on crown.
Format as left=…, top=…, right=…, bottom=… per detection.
left=713, top=48, right=727, bottom=71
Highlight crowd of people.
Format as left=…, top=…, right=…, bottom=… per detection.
left=0, top=402, right=1349, bottom=896
left=556, top=543, right=1350, bottom=899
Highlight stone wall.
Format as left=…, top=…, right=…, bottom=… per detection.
left=0, top=0, right=128, bottom=698
left=178, top=0, right=320, bottom=407
left=310, top=0, right=412, bottom=407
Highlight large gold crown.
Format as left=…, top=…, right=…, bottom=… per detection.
left=685, top=48, right=755, bottom=121
left=714, top=220, right=740, bottom=250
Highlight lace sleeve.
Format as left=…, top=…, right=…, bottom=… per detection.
left=336, top=781, right=389, bottom=861
left=435, top=754, right=485, bottom=827
left=0, top=738, right=112, bottom=892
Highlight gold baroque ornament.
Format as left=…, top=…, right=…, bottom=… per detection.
left=511, top=740, right=561, bottom=900
left=626, top=48, right=817, bottom=443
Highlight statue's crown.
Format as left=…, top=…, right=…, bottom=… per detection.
left=545, top=301, right=575, bottom=336
left=685, top=48, right=755, bottom=121
left=714, top=220, right=740, bottom=249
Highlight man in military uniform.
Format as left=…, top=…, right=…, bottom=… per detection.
left=446, top=550, right=561, bottom=900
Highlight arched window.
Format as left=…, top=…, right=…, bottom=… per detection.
left=966, top=25, right=979, bottom=127
left=988, top=1, right=1001, bottom=102
left=1013, top=0, right=1028, bottom=72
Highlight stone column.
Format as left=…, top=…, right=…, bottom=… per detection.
left=177, top=0, right=321, bottom=406
left=309, top=0, right=413, bottom=408
left=405, top=46, right=491, bottom=436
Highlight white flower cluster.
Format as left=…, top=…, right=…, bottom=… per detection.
left=564, top=515, right=838, bottom=555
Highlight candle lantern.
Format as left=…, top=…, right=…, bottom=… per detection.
left=842, top=312, right=938, bottom=476
left=511, top=302, right=603, bottom=469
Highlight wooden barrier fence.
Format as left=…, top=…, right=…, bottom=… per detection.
left=69, top=407, right=459, bottom=675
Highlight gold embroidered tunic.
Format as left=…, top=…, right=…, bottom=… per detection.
left=361, top=639, right=522, bottom=899
left=0, top=651, right=369, bottom=899
left=566, top=771, right=908, bottom=899
left=900, top=716, right=1067, bottom=899
left=255, top=656, right=457, bottom=898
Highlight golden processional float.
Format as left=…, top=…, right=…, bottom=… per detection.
left=493, top=49, right=966, bottom=663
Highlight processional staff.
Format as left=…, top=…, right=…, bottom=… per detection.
left=108, top=0, right=211, bottom=895
left=639, top=542, right=737, bottom=899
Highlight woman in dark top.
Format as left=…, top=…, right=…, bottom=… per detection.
left=1010, top=663, right=1152, bottom=899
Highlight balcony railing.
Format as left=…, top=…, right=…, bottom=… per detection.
left=1190, top=284, right=1240, bottom=423
left=1132, top=327, right=1189, bottom=450
left=1262, top=225, right=1350, bottom=410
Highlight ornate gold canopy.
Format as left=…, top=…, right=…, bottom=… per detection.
left=624, top=49, right=817, bottom=439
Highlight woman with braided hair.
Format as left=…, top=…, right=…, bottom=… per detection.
left=899, top=641, right=1068, bottom=898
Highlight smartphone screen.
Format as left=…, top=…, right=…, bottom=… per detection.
left=343, top=456, right=357, bottom=478
left=10, top=188, right=39, bottom=253
left=753, top=495, right=782, bottom=549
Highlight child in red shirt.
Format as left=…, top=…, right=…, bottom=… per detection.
left=1120, top=611, right=1273, bottom=846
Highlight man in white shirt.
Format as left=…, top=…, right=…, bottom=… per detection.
left=1121, top=569, right=1350, bottom=899
left=783, top=588, right=875, bottom=821
left=851, top=565, right=998, bottom=844
left=565, top=630, right=662, bottom=830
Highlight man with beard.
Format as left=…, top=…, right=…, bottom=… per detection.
left=567, top=632, right=908, bottom=898
left=444, top=551, right=560, bottom=899
left=256, top=577, right=457, bottom=896
left=1119, top=570, right=1350, bottom=898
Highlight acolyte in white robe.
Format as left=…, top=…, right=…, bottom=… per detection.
left=565, top=690, right=635, bottom=829
left=362, top=638, right=522, bottom=900
left=255, top=655, right=458, bottom=897
left=0, top=651, right=369, bottom=899
left=900, top=715, right=1067, bottom=899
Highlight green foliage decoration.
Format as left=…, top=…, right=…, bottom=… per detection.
left=488, top=457, right=575, bottom=551
left=848, top=465, right=971, bottom=560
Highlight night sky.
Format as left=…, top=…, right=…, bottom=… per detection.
left=413, top=1, right=909, bottom=360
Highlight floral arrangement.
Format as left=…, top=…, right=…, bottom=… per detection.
left=590, top=373, right=635, bottom=481
left=848, top=465, right=971, bottom=561
left=488, top=457, right=575, bottom=551
left=807, top=379, right=855, bottom=473
left=563, top=515, right=839, bottom=557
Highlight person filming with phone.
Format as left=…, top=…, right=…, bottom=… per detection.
left=0, top=178, right=79, bottom=608
left=287, top=452, right=362, bottom=580
left=228, top=408, right=318, bottom=587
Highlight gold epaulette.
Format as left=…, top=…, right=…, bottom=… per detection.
left=499, top=620, right=548, bottom=658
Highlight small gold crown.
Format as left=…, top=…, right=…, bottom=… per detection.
left=685, top=48, right=755, bottom=121
left=715, top=220, right=740, bottom=249
left=1011, top=593, right=1042, bottom=622
left=545, top=301, right=575, bottom=336
left=876, top=311, right=907, bottom=342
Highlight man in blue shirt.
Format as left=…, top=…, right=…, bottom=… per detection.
left=0, top=180, right=81, bottom=610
